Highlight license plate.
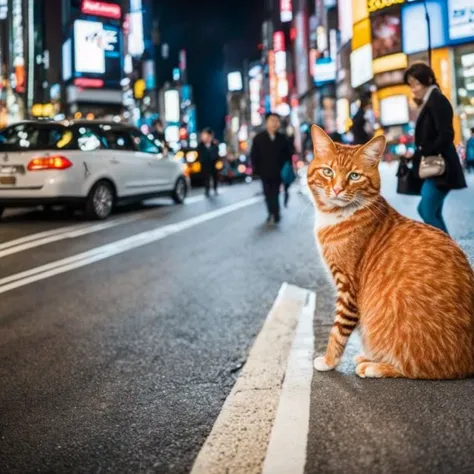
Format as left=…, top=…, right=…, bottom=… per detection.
left=0, top=176, right=16, bottom=185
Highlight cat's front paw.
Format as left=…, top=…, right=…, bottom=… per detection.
left=314, top=356, right=337, bottom=372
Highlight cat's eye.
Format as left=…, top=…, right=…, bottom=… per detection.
left=322, top=168, right=334, bottom=177
left=349, top=172, right=361, bottom=181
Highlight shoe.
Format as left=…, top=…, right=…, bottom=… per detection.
left=274, top=215, right=281, bottom=224
left=266, top=215, right=273, bottom=224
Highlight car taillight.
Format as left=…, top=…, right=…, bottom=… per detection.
left=27, top=156, right=73, bottom=171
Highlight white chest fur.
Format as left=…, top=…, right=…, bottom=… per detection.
left=313, top=206, right=358, bottom=232
left=313, top=206, right=358, bottom=280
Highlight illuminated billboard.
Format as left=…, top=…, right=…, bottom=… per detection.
left=81, top=0, right=121, bottom=20
left=350, top=44, right=373, bottom=88
left=313, top=57, right=336, bottom=86
left=164, top=90, right=180, bottom=123
left=402, top=0, right=448, bottom=54
left=371, top=9, right=402, bottom=59
left=448, top=0, right=474, bottom=42
left=73, top=19, right=122, bottom=88
left=280, top=0, right=293, bottom=22
left=227, top=72, right=243, bottom=92
left=380, top=95, right=409, bottom=126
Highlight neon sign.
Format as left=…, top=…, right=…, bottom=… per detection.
left=367, top=0, right=404, bottom=13
left=81, top=0, right=122, bottom=20
left=74, top=78, right=104, bottom=88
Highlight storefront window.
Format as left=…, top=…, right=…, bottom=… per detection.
left=454, top=45, right=474, bottom=141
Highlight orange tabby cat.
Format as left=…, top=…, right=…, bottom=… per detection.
left=309, top=125, right=474, bottom=379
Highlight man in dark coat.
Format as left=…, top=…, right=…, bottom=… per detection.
left=151, top=119, right=169, bottom=153
left=250, top=113, right=292, bottom=223
left=198, top=127, right=219, bottom=197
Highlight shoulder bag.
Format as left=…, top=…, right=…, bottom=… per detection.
left=419, top=154, right=446, bottom=179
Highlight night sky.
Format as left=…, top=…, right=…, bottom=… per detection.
left=155, top=0, right=263, bottom=139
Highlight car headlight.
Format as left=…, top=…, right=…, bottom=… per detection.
left=215, top=160, right=224, bottom=170
left=186, top=151, right=198, bottom=163
left=175, top=151, right=184, bottom=161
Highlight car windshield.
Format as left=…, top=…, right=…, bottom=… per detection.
left=0, top=123, right=73, bottom=151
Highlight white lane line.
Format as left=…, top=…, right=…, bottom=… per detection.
left=262, top=291, right=316, bottom=474
left=0, top=192, right=220, bottom=257
left=0, top=215, right=140, bottom=258
left=191, top=284, right=316, bottom=474
left=0, top=195, right=261, bottom=295
left=0, top=222, right=92, bottom=250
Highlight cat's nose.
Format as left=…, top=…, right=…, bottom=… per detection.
left=332, top=186, right=343, bottom=196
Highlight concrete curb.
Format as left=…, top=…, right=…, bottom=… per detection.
left=191, top=283, right=315, bottom=474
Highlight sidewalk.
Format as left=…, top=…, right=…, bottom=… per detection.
left=306, top=164, right=474, bottom=474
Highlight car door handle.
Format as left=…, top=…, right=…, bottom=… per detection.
left=109, top=159, right=120, bottom=164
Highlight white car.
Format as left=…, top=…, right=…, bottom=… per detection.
left=0, top=120, right=188, bottom=220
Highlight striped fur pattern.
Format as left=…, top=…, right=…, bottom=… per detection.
left=309, top=125, right=474, bottom=379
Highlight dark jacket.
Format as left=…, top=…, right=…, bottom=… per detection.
left=198, top=142, right=219, bottom=172
left=250, top=131, right=292, bottom=181
left=414, top=88, right=466, bottom=190
left=152, top=130, right=168, bottom=149
left=351, top=108, right=371, bottom=145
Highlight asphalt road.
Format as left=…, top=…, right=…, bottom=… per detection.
left=2, top=165, right=474, bottom=474
left=0, top=180, right=321, bottom=473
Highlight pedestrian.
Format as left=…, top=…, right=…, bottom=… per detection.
left=404, top=62, right=466, bottom=234
left=198, top=127, right=219, bottom=197
left=250, top=112, right=292, bottom=223
left=466, top=128, right=474, bottom=173
left=151, top=119, right=169, bottom=153
left=283, top=128, right=296, bottom=207
left=351, top=95, right=373, bottom=145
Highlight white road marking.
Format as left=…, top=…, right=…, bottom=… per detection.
left=0, top=195, right=261, bottom=295
left=0, top=191, right=222, bottom=258
left=262, top=291, right=315, bottom=474
left=0, top=215, right=140, bottom=258
left=191, top=283, right=316, bottom=474
left=0, top=222, right=92, bottom=250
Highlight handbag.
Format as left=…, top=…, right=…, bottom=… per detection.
left=419, top=154, right=446, bottom=179
left=281, top=161, right=296, bottom=186
left=397, top=158, right=422, bottom=195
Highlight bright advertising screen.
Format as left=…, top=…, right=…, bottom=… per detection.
left=448, top=0, right=474, bottom=42
left=380, top=95, right=409, bottom=126
left=73, top=19, right=122, bottom=88
left=350, top=44, right=373, bottom=88
left=227, top=72, right=243, bottom=92
left=371, top=9, right=402, bottom=59
left=164, top=90, right=180, bottom=123
left=338, top=0, right=353, bottom=45
left=402, top=0, right=448, bottom=54
left=313, top=58, right=336, bottom=85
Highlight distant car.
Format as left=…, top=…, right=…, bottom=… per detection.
left=0, top=120, right=189, bottom=220
left=220, top=154, right=253, bottom=184
left=174, top=147, right=224, bottom=186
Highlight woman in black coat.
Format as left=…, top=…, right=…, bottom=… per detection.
left=404, top=63, right=466, bottom=234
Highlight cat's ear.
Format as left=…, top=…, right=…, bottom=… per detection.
left=358, top=135, right=386, bottom=167
left=311, top=125, right=335, bottom=158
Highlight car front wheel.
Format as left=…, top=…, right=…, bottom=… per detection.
left=84, top=181, right=115, bottom=220
left=172, top=177, right=187, bottom=204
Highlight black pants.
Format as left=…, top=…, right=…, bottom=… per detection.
left=262, top=179, right=281, bottom=218
left=204, top=168, right=218, bottom=194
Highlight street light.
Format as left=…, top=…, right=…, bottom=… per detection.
left=422, top=0, right=432, bottom=67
